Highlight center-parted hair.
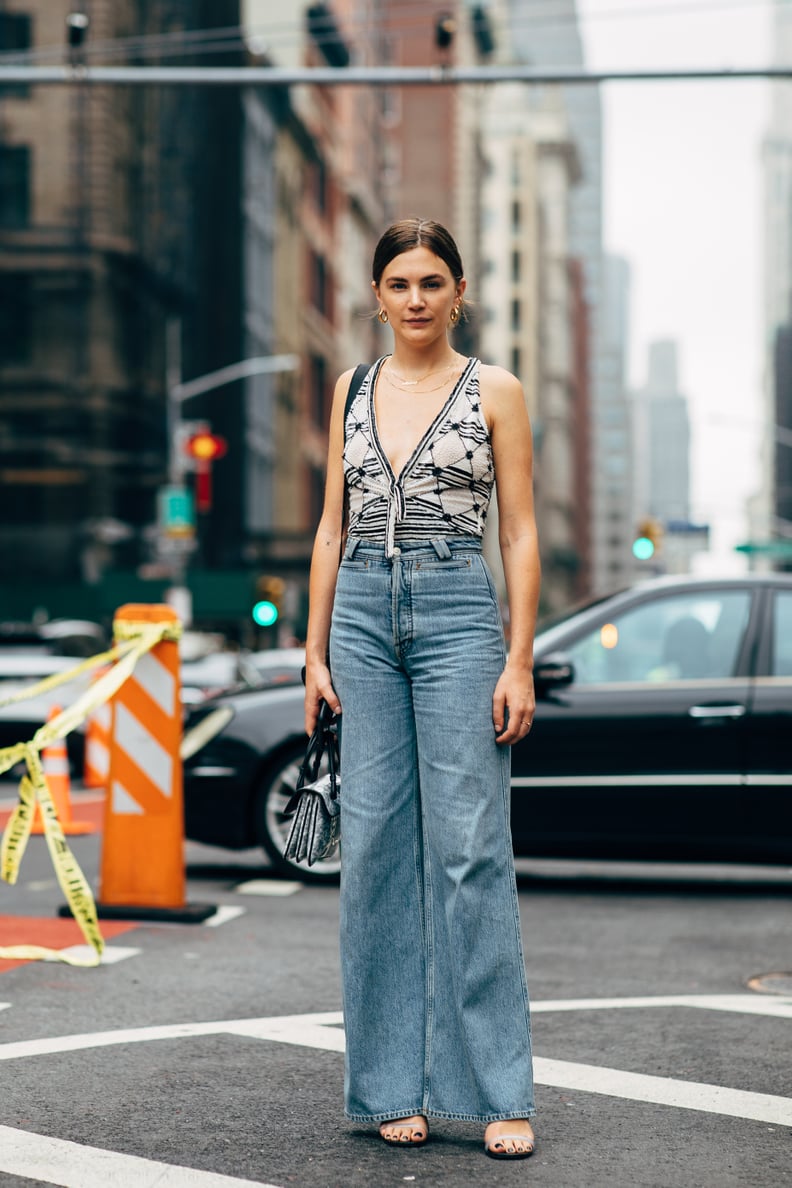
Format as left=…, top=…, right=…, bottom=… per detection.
left=372, top=218, right=465, bottom=286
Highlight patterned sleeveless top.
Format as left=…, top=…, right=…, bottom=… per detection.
left=343, top=355, right=494, bottom=557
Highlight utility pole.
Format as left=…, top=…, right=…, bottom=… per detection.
left=1, top=65, right=792, bottom=88
left=158, top=324, right=300, bottom=624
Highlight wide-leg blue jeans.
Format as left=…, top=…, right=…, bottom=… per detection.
left=329, top=536, right=535, bottom=1123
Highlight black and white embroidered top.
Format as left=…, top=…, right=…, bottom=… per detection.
left=343, top=356, right=494, bottom=557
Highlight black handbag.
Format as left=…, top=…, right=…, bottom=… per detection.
left=283, top=699, right=340, bottom=867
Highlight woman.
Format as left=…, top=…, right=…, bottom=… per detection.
left=304, top=218, right=539, bottom=1160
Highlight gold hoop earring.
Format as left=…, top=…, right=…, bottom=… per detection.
left=449, top=306, right=460, bottom=326
left=378, top=308, right=389, bottom=324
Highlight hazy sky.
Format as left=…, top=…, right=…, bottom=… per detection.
left=577, top=0, right=772, bottom=569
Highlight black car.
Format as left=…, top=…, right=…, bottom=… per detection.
left=182, top=574, right=792, bottom=882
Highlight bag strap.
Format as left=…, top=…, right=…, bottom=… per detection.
left=339, top=363, right=369, bottom=565
left=345, top=363, right=369, bottom=423
left=297, top=699, right=338, bottom=789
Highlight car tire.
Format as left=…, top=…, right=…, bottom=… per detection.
left=254, top=740, right=341, bottom=885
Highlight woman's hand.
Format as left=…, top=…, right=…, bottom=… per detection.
left=493, top=662, right=535, bottom=746
left=305, top=661, right=342, bottom=735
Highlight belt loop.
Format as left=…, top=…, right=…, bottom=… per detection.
left=431, top=538, right=452, bottom=560
left=345, top=538, right=361, bottom=560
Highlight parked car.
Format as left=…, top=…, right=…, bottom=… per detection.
left=179, top=651, right=262, bottom=705
left=0, top=654, right=93, bottom=775
left=180, top=648, right=304, bottom=705
left=247, top=647, right=306, bottom=687
left=182, top=574, right=792, bottom=882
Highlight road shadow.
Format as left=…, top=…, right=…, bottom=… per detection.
left=514, top=861, right=792, bottom=898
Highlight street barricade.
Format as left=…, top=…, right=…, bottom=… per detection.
left=0, top=604, right=212, bottom=966
left=97, top=604, right=213, bottom=922
left=31, top=704, right=95, bottom=835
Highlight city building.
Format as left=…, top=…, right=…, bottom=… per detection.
left=635, top=340, right=690, bottom=525
left=479, top=81, right=585, bottom=613
left=758, top=0, right=792, bottom=566
left=599, top=255, right=633, bottom=584
left=0, top=0, right=245, bottom=622
left=242, top=0, right=385, bottom=636
left=632, top=338, right=706, bottom=575
left=505, top=0, right=635, bottom=595
left=0, top=0, right=387, bottom=633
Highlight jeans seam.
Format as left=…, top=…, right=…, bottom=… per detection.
left=499, top=751, right=534, bottom=1053
left=420, top=792, right=435, bottom=1114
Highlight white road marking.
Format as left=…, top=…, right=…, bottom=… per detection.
left=0, top=998, right=790, bottom=1127
left=204, top=905, right=246, bottom=927
left=532, top=1058, right=792, bottom=1126
left=53, top=945, right=141, bottom=966
left=532, top=993, right=792, bottom=1019
left=0, top=1125, right=279, bottom=1188
left=0, top=1003, right=10, bottom=1012
left=235, top=879, right=302, bottom=897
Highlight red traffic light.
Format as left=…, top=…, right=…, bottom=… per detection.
left=184, top=431, right=227, bottom=461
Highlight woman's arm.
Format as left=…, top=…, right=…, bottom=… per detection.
left=480, top=364, right=541, bottom=746
left=303, top=368, right=354, bottom=733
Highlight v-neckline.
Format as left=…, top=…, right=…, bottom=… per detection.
left=368, top=355, right=474, bottom=483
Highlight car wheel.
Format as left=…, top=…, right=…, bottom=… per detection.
left=254, top=740, right=342, bottom=885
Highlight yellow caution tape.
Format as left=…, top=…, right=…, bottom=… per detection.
left=0, top=618, right=181, bottom=967
left=0, top=640, right=137, bottom=711
left=114, top=618, right=182, bottom=644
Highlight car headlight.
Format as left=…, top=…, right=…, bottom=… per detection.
left=181, top=706, right=234, bottom=762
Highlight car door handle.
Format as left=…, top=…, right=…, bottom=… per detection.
left=688, top=704, right=746, bottom=719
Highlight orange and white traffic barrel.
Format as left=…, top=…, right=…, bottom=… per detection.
left=83, top=668, right=111, bottom=789
left=97, top=603, right=213, bottom=921
left=32, top=705, right=95, bottom=836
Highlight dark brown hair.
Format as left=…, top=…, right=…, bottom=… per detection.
left=372, top=218, right=464, bottom=286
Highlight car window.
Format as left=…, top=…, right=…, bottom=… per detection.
left=564, top=591, right=751, bottom=685
left=771, top=591, right=792, bottom=676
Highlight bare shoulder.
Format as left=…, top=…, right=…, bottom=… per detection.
left=479, top=362, right=522, bottom=396
left=478, top=363, right=527, bottom=425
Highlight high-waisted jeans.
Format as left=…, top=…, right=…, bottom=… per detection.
left=329, top=536, right=535, bottom=1123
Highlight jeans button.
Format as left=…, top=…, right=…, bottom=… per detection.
left=392, top=546, right=401, bottom=556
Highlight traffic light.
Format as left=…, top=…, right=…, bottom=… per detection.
left=632, top=518, right=664, bottom=561
left=435, top=13, right=456, bottom=50
left=253, top=576, right=285, bottom=627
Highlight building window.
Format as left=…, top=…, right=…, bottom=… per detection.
left=310, top=251, right=328, bottom=317
left=511, top=250, right=521, bottom=282
left=510, top=347, right=521, bottom=377
left=0, top=146, right=31, bottom=228
left=310, top=155, right=327, bottom=213
left=511, top=298, right=521, bottom=331
left=0, top=14, right=32, bottom=98
left=306, top=3, right=350, bottom=68
left=310, top=353, right=328, bottom=427
left=511, top=200, right=521, bottom=231
left=0, top=274, right=32, bottom=364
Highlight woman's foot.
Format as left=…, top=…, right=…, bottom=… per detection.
left=379, top=1115, right=429, bottom=1146
left=483, top=1119, right=535, bottom=1159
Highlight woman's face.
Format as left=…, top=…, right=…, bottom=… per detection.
left=373, top=246, right=465, bottom=344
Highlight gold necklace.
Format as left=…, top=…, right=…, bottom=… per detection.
left=381, top=368, right=459, bottom=396
left=386, top=359, right=458, bottom=388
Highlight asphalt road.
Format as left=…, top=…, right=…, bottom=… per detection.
left=1, top=795, right=791, bottom=1187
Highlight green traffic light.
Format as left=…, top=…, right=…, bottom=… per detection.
left=252, top=599, right=279, bottom=627
left=632, top=536, right=655, bottom=561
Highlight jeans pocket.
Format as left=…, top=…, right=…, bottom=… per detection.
left=414, top=558, right=473, bottom=571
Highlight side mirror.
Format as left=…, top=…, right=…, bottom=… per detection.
left=534, top=652, right=574, bottom=693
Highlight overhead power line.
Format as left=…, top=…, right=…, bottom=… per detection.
left=0, top=0, right=770, bottom=67
left=0, top=64, right=788, bottom=87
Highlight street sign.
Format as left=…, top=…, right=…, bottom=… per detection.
left=735, top=541, right=792, bottom=557
left=158, top=485, right=195, bottom=537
